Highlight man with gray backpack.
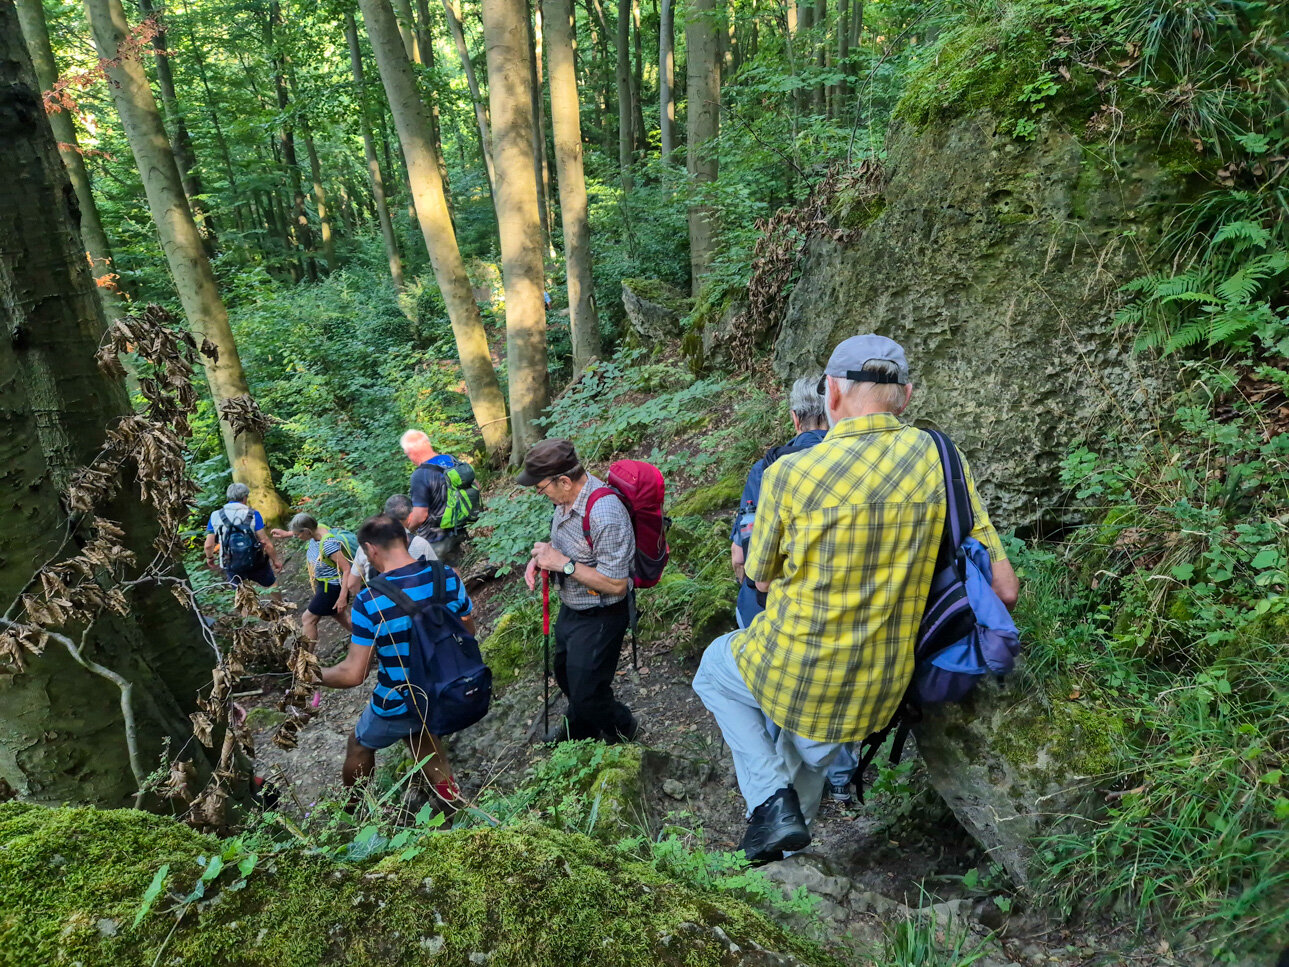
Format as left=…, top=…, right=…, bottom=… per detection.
left=203, top=482, right=282, bottom=587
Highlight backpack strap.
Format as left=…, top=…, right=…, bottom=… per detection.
left=580, top=486, right=620, bottom=551
left=430, top=557, right=448, bottom=608
left=367, top=573, right=426, bottom=617
left=923, top=429, right=974, bottom=572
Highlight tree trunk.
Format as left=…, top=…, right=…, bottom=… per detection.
left=834, top=0, right=847, bottom=115
left=391, top=0, right=419, bottom=58
left=812, top=0, right=825, bottom=114
left=267, top=0, right=313, bottom=279
left=184, top=19, right=252, bottom=243
left=137, top=0, right=216, bottom=255
left=795, top=0, right=809, bottom=115
left=614, top=0, right=632, bottom=188
left=416, top=0, right=454, bottom=209
left=527, top=0, right=551, bottom=252
left=345, top=13, right=405, bottom=290
left=482, top=0, right=549, bottom=460
left=0, top=11, right=211, bottom=806
left=685, top=0, right=719, bottom=295
left=84, top=0, right=288, bottom=524
left=658, top=0, right=674, bottom=157
left=544, top=0, right=600, bottom=369
left=300, top=116, right=335, bottom=272
left=630, top=0, right=643, bottom=148
left=443, top=0, right=497, bottom=192
left=15, top=0, right=125, bottom=319
left=358, top=0, right=511, bottom=458
left=850, top=0, right=861, bottom=51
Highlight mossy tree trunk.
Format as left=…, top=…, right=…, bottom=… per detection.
left=83, top=0, right=289, bottom=525
left=358, top=0, right=512, bottom=459
left=0, top=10, right=211, bottom=806
left=482, top=0, right=550, bottom=460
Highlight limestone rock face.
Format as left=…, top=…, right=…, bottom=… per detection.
left=622, top=279, right=692, bottom=343
left=914, top=672, right=1122, bottom=891
left=774, top=116, right=1190, bottom=528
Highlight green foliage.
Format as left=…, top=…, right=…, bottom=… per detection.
left=881, top=908, right=993, bottom=967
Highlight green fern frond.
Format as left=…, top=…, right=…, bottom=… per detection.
left=1210, top=219, right=1271, bottom=251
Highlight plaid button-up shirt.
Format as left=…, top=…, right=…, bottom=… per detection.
left=734, top=414, right=1006, bottom=743
left=550, top=474, right=635, bottom=610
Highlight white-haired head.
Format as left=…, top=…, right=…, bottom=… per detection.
left=789, top=376, right=827, bottom=430
left=400, top=429, right=437, bottom=464
left=226, top=482, right=251, bottom=503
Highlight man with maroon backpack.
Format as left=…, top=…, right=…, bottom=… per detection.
left=522, top=438, right=668, bottom=745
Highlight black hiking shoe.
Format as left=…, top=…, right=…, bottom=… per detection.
left=739, top=787, right=810, bottom=865
left=543, top=717, right=573, bottom=745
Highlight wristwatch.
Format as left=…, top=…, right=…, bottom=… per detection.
left=562, top=559, right=576, bottom=576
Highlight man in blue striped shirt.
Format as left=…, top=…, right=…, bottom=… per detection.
left=320, top=515, right=475, bottom=810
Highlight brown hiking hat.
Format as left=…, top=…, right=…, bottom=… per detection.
left=517, top=438, right=582, bottom=486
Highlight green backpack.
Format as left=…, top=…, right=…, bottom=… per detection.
left=436, top=460, right=482, bottom=530
left=329, top=527, right=360, bottom=561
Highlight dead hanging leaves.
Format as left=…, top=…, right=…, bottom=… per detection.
left=218, top=394, right=274, bottom=439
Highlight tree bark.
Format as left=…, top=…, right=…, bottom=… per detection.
left=614, top=0, right=632, bottom=188
left=300, top=114, right=335, bottom=272
left=15, top=0, right=125, bottom=319
left=346, top=13, right=405, bottom=290
left=391, top=0, right=420, bottom=58
left=415, top=0, right=454, bottom=209
left=658, top=0, right=674, bottom=157
left=544, top=0, right=600, bottom=369
left=0, top=10, right=211, bottom=805
left=685, top=0, right=719, bottom=295
left=358, top=0, right=511, bottom=458
left=527, top=0, right=552, bottom=251
left=482, top=0, right=549, bottom=460
left=137, top=0, right=216, bottom=255
left=794, top=0, right=809, bottom=116
left=83, top=0, right=288, bottom=524
left=812, top=0, right=825, bottom=115
left=630, top=0, right=643, bottom=148
left=442, top=0, right=496, bottom=192
left=834, top=0, right=848, bottom=114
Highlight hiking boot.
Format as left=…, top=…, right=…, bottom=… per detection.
left=543, top=717, right=573, bottom=745
left=739, top=787, right=810, bottom=865
left=828, top=782, right=854, bottom=804
left=611, top=713, right=639, bottom=744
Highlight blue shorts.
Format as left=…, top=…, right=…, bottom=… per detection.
left=354, top=704, right=424, bottom=750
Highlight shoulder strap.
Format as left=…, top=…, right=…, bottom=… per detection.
left=924, top=429, right=973, bottom=568
left=367, top=573, right=425, bottom=617
left=580, top=486, right=620, bottom=550
left=212, top=509, right=227, bottom=532
left=430, top=557, right=448, bottom=607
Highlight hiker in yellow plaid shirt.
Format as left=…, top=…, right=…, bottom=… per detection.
left=693, top=334, right=1019, bottom=864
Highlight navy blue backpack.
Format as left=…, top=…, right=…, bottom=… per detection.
left=367, top=560, right=492, bottom=736
left=852, top=429, right=1020, bottom=797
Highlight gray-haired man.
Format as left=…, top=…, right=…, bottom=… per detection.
left=203, top=482, right=282, bottom=587
left=341, top=494, right=439, bottom=601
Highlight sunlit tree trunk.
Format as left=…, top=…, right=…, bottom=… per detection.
left=686, top=0, right=720, bottom=295
left=300, top=114, right=336, bottom=272
left=630, top=0, right=644, bottom=148
left=15, top=0, right=124, bottom=319
left=482, top=0, right=549, bottom=459
left=658, top=0, right=674, bottom=157
left=527, top=0, right=552, bottom=251
left=615, top=0, right=632, bottom=189
left=416, top=0, right=454, bottom=206
left=834, top=0, right=848, bottom=115
left=346, top=12, right=405, bottom=290
left=443, top=0, right=497, bottom=192
left=83, top=0, right=288, bottom=524
left=358, top=0, right=511, bottom=458
left=0, top=10, right=211, bottom=805
left=545, top=0, right=600, bottom=369
left=812, top=0, right=825, bottom=114
left=795, top=0, right=810, bottom=115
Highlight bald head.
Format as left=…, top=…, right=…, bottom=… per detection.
left=400, top=429, right=437, bottom=464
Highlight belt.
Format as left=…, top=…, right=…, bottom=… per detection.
left=562, top=597, right=629, bottom=615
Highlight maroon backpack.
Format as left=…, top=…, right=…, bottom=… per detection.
left=582, top=459, right=670, bottom=588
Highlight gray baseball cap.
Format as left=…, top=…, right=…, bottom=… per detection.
left=821, top=334, right=910, bottom=386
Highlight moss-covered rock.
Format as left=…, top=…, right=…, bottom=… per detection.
left=481, top=599, right=543, bottom=691
left=670, top=476, right=743, bottom=518
left=622, top=279, right=693, bottom=345
left=914, top=672, right=1125, bottom=892
left=0, top=804, right=833, bottom=967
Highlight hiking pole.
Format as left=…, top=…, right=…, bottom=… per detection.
left=541, top=569, right=551, bottom=737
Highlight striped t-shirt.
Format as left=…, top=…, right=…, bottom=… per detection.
left=350, top=560, right=473, bottom=717
left=307, top=534, right=345, bottom=582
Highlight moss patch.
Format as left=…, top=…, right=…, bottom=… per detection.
left=621, top=278, right=694, bottom=314
left=243, top=707, right=289, bottom=731
left=992, top=696, right=1127, bottom=781
left=669, top=475, right=743, bottom=517
left=0, top=805, right=833, bottom=967
left=480, top=599, right=543, bottom=690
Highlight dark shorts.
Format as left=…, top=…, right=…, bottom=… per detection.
left=307, top=581, right=342, bottom=617
left=225, top=557, right=276, bottom=588
left=354, top=704, right=424, bottom=750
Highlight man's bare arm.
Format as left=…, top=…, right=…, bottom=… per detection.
left=406, top=505, right=429, bottom=531
left=991, top=558, right=1020, bottom=611
left=320, top=642, right=374, bottom=689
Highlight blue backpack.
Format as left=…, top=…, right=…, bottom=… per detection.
left=367, top=560, right=492, bottom=736
left=852, top=429, right=1020, bottom=797
left=213, top=506, right=265, bottom=576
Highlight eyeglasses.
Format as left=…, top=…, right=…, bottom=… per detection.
left=536, top=477, right=555, bottom=497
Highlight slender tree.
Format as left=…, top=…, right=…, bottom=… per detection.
left=482, top=0, right=549, bottom=458
left=15, top=0, right=125, bottom=319
left=686, top=0, right=720, bottom=294
left=415, top=0, right=454, bottom=201
left=615, top=0, right=632, bottom=188
left=812, top=0, right=825, bottom=114
left=346, top=11, right=405, bottom=289
left=358, top=0, right=512, bottom=458
left=299, top=109, right=337, bottom=271
left=544, top=0, right=600, bottom=368
left=83, top=0, right=288, bottom=523
left=526, top=0, right=552, bottom=249
left=0, top=8, right=210, bottom=805
left=442, top=0, right=496, bottom=191
left=630, top=0, right=643, bottom=148
left=658, top=0, right=675, bottom=157
left=835, top=0, right=848, bottom=112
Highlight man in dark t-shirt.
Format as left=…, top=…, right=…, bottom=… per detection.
left=400, top=429, right=464, bottom=564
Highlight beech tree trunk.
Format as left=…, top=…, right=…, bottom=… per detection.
left=482, top=0, right=549, bottom=459
left=415, top=0, right=454, bottom=207
left=15, top=0, right=125, bottom=319
left=443, top=0, right=496, bottom=192
left=812, top=0, right=825, bottom=114
left=345, top=12, right=405, bottom=290
left=527, top=0, right=551, bottom=250
left=834, top=0, right=848, bottom=113
left=0, top=10, right=211, bottom=806
left=300, top=115, right=336, bottom=271
left=84, top=0, right=289, bottom=524
left=630, top=0, right=643, bottom=148
left=658, top=0, right=674, bottom=157
left=686, top=0, right=720, bottom=295
left=614, top=0, right=632, bottom=188
left=544, top=0, right=600, bottom=369
left=358, top=0, right=511, bottom=458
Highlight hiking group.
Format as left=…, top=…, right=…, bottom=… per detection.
left=213, top=332, right=1020, bottom=855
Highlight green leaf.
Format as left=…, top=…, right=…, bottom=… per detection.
left=1170, top=562, right=1195, bottom=581
left=1275, top=798, right=1289, bottom=821
left=1260, top=770, right=1283, bottom=786
left=1250, top=547, right=1281, bottom=571
left=133, top=865, right=169, bottom=928
left=237, top=854, right=258, bottom=878
left=201, top=854, right=224, bottom=883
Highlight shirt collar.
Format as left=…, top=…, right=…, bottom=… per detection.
left=825, top=413, right=906, bottom=439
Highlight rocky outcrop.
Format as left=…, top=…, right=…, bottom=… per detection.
left=622, top=279, right=693, bottom=343
left=914, top=672, right=1124, bottom=891
left=773, top=116, right=1192, bottom=529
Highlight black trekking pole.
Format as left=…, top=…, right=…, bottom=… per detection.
left=541, top=569, right=551, bottom=737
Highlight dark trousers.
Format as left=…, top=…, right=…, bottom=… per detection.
left=553, top=599, right=635, bottom=742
